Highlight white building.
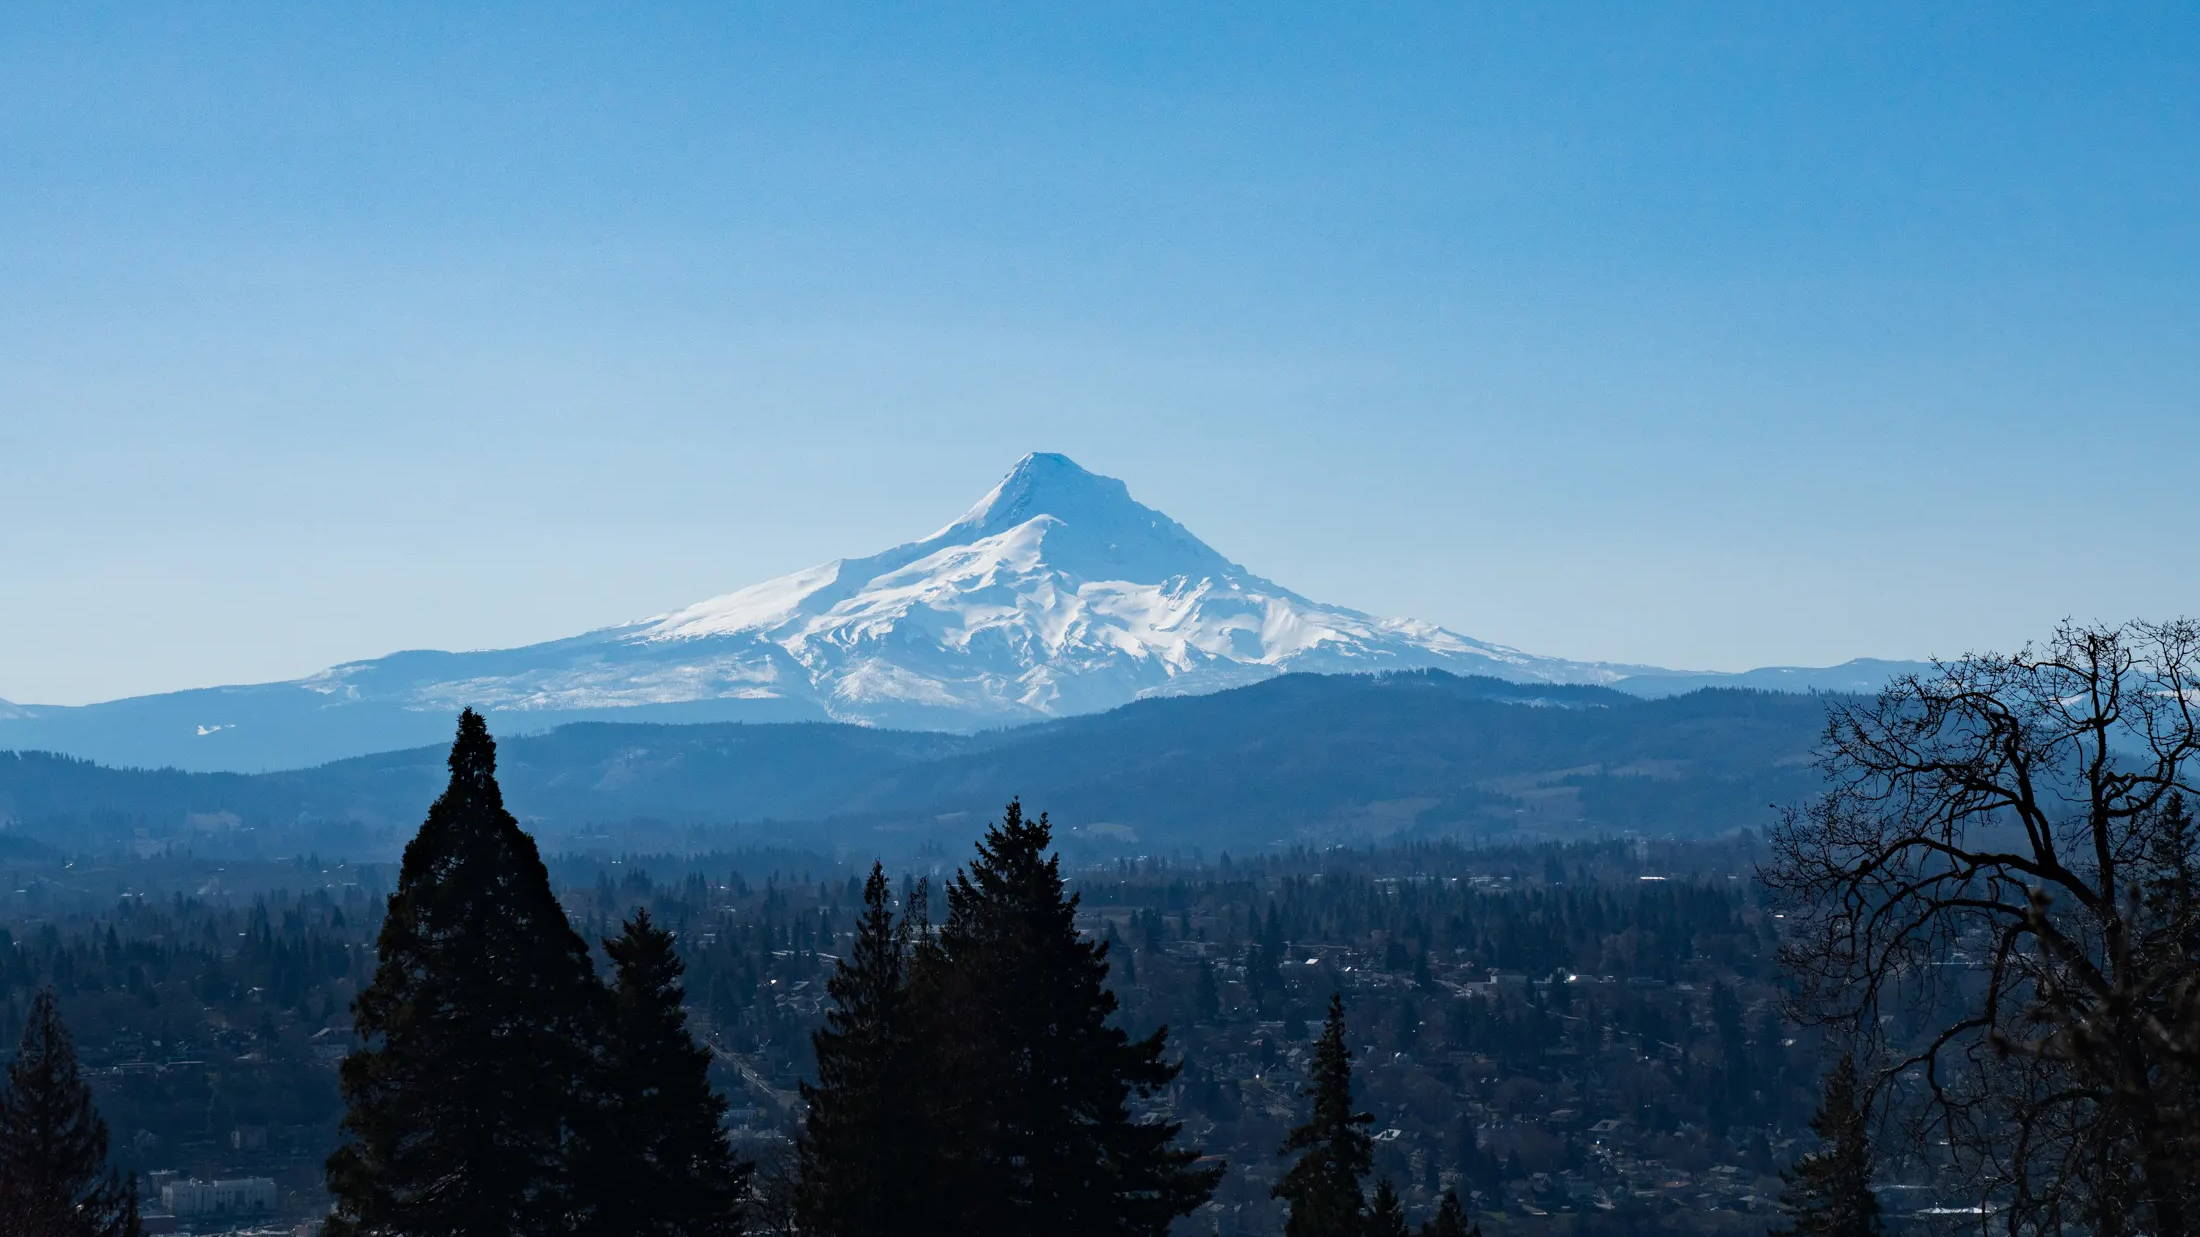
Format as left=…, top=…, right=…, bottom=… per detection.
left=159, top=1176, right=278, bottom=1217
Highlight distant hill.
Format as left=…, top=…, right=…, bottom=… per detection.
left=0, top=670, right=1840, bottom=858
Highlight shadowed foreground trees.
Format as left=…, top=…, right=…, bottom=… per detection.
left=1768, top=619, right=2200, bottom=1234
left=327, top=709, right=609, bottom=1237
left=331, top=723, right=1202, bottom=1237
left=799, top=801, right=1220, bottom=1237
left=0, top=989, right=141, bottom=1237
left=1274, top=992, right=1374, bottom=1237
left=793, top=865, right=924, bottom=1237
left=595, top=909, right=752, bottom=1237
left=926, top=799, right=1222, bottom=1234
left=327, top=711, right=747, bottom=1237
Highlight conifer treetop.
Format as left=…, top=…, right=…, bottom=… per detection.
left=1274, top=992, right=1375, bottom=1237
left=326, top=709, right=606, bottom=1237
left=796, top=862, right=923, bottom=1237
left=0, top=988, right=141, bottom=1237
left=594, top=906, right=750, bottom=1237
left=444, top=707, right=501, bottom=803
left=915, top=798, right=1220, bottom=1235
left=1773, top=1052, right=1883, bottom=1237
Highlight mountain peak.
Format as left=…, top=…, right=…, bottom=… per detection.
left=642, top=452, right=1251, bottom=645
left=932, top=453, right=1244, bottom=583
left=946, top=452, right=1126, bottom=535
left=1016, top=449, right=1088, bottom=474
left=0, top=445, right=1925, bottom=771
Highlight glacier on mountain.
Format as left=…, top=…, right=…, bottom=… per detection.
left=0, top=452, right=1915, bottom=771
left=318, top=452, right=1641, bottom=728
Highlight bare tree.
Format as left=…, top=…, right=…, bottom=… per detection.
left=1766, top=619, right=2200, bottom=1236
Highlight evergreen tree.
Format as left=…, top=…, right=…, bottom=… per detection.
left=1275, top=992, right=1373, bottom=1237
left=1417, top=1188, right=1476, bottom=1237
left=327, top=710, right=609, bottom=1237
left=1773, top=1053, right=1882, bottom=1237
left=1709, top=981, right=1748, bottom=1114
left=2140, top=793, right=2200, bottom=965
left=593, top=909, right=750, bottom=1237
left=795, top=864, right=927, bottom=1237
left=1366, top=1178, right=1409, bottom=1237
left=916, top=800, right=1220, bottom=1237
left=0, top=989, right=141, bottom=1237
left=1108, top=924, right=1138, bottom=985
left=1195, top=959, right=1222, bottom=1024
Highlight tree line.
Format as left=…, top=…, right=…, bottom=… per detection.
left=0, top=831, right=1821, bottom=1228
left=25, top=621, right=2193, bottom=1235
left=0, top=707, right=1864, bottom=1236
left=326, top=711, right=1222, bottom=1236
left=317, top=711, right=1495, bottom=1234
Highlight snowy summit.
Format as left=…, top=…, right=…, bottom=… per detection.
left=598, top=451, right=1619, bottom=723
left=324, top=452, right=1622, bottom=730
left=0, top=453, right=1912, bottom=771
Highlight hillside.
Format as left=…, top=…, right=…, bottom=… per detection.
left=0, top=671, right=1837, bottom=857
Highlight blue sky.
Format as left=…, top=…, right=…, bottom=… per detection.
left=4, top=3, right=2197, bottom=704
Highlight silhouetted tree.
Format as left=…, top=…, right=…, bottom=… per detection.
left=0, top=989, right=140, bottom=1237
left=1366, top=1178, right=1408, bottom=1237
left=327, top=710, right=608, bottom=1237
left=1773, top=1053, right=1881, bottom=1237
left=1275, top=992, right=1373, bottom=1237
left=593, top=908, right=750, bottom=1236
left=917, top=800, right=1220, bottom=1236
left=1768, top=620, right=2200, bottom=1233
left=795, top=865, right=926, bottom=1237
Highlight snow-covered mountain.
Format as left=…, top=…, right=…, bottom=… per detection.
left=318, top=453, right=1650, bottom=722
left=0, top=453, right=1917, bottom=772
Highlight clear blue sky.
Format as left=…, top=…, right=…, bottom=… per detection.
left=5, top=4, right=2197, bottom=705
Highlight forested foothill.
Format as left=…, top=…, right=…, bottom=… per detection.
left=0, top=670, right=1836, bottom=859
left=2, top=622, right=2198, bottom=1234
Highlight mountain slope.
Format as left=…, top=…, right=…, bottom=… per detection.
left=0, top=453, right=1921, bottom=772
left=614, top=451, right=1650, bottom=720
left=0, top=671, right=1836, bottom=856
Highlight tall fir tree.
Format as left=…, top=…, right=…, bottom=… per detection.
left=1416, top=1189, right=1476, bottom=1237
left=327, top=709, right=609, bottom=1237
left=0, top=989, right=141, bottom=1237
left=794, top=864, right=929, bottom=1237
left=2140, top=793, right=2200, bottom=973
left=592, top=908, right=751, bottom=1237
left=1274, top=992, right=1374, bottom=1237
left=1773, top=1053, right=1883, bottom=1237
left=915, top=799, right=1220, bottom=1237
